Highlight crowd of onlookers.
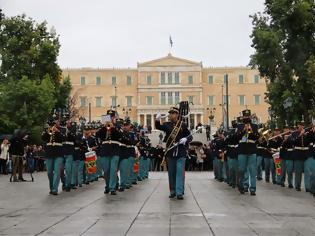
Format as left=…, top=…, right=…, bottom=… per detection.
left=0, top=137, right=46, bottom=176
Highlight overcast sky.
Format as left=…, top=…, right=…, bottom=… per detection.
left=1, top=0, right=265, bottom=68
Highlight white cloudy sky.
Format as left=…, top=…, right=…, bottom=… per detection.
left=1, top=0, right=265, bottom=68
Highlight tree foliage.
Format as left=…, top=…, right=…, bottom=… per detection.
left=250, top=0, right=315, bottom=126
left=0, top=11, right=72, bottom=141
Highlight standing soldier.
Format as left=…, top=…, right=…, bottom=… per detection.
left=63, top=121, right=76, bottom=192
left=42, top=119, right=65, bottom=195
left=236, top=109, right=259, bottom=195
left=96, top=110, right=122, bottom=195
left=155, top=107, right=192, bottom=200
left=307, top=123, right=315, bottom=196
left=213, top=131, right=226, bottom=182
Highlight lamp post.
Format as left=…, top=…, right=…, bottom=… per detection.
left=283, top=97, right=293, bottom=126
left=207, top=107, right=216, bottom=140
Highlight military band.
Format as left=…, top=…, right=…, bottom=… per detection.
left=40, top=104, right=315, bottom=199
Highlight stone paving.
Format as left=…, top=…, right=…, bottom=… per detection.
left=0, top=172, right=314, bottom=236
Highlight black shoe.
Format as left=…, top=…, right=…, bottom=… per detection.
left=65, top=187, right=71, bottom=192
left=244, top=188, right=249, bottom=193
left=281, top=183, right=285, bottom=187
left=296, top=188, right=301, bottom=191
left=288, top=185, right=293, bottom=189
left=126, top=186, right=130, bottom=189
left=306, top=189, right=310, bottom=193
left=50, top=191, right=58, bottom=195
left=71, top=186, right=77, bottom=190
left=177, top=195, right=184, bottom=200
left=132, top=182, right=137, bottom=185
left=118, top=188, right=125, bottom=192
left=266, top=179, right=270, bottom=183
left=85, top=182, right=90, bottom=185
left=169, top=193, right=176, bottom=199
left=250, top=191, right=256, bottom=196
left=239, top=188, right=245, bottom=194
left=110, top=191, right=117, bottom=195
left=257, top=177, right=262, bottom=181
left=19, top=178, right=27, bottom=182
left=272, top=181, right=277, bottom=185
left=79, top=184, right=82, bottom=187
left=104, top=189, right=109, bottom=194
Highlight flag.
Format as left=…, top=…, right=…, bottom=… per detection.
left=169, top=36, right=173, bottom=48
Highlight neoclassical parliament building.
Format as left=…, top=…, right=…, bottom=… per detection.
left=63, top=54, right=268, bottom=128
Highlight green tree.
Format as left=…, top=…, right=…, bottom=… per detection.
left=250, top=0, right=315, bottom=126
left=0, top=12, right=72, bottom=141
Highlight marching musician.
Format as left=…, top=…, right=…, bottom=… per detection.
left=71, top=127, right=85, bottom=189
left=118, top=119, right=133, bottom=192
left=225, top=120, right=239, bottom=188
left=236, top=109, right=259, bottom=195
left=279, top=124, right=294, bottom=188
left=213, top=131, right=226, bottom=182
left=307, top=123, right=315, bottom=197
left=292, top=119, right=311, bottom=191
left=155, top=107, right=192, bottom=200
left=62, top=121, right=76, bottom=192
left=96, top=109, right=122, bottom=195
left=42, top=118, right=65, bottom=195
left=267, top=128, right=282, bottom=185
left=82, top=124, right=98, bottom=185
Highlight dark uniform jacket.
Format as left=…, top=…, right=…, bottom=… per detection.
left=9, top=136, right=27, bottom=156
left=96, top=126, right=122, bottom=157
left=63, top=131, right=76, bottom=156
left=155, top=120, right=192, bottom=158
left=236, top=123, right=259, bottom=155
left=225, top=131, right=238, bottom=159
left=42, top=129, right=64, bottom=158
left=292, top=130, right=312, bottom=161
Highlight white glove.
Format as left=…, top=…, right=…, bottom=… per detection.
left=156, top=113, right=161, bottom=120
left=179, top=137, right=187, bottom=145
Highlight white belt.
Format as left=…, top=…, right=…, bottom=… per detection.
left=240, top=140, right=256, bottom=144
left=228, top=145, right=238, bottom=148
left=63, top=141, right=74, bottom=145
left=295, top=147, right=309, bottom=151
left=75, top=147, right=80, bottom=150
left=102, top=140, right=121, bottom=146
left=271, top=148, right=279, bottom=152
left=47, top=142, right=62, bottom=147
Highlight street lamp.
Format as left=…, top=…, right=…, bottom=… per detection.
left=283, top=97, right=293, bottom=126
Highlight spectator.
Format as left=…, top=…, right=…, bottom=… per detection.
left=0, top=138, right=10, bottom=175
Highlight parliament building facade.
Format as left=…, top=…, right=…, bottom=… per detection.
left=63, top=54, right=268, bottom=128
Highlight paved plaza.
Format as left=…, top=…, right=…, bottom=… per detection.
left=0, top=172, right=315, bottom=236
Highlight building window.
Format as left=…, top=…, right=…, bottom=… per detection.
left=238, top=95, right=245, bottom=106
left=223, top=95, right=231, bottom=105
left=188, top=96, right=194, bottom=104
left=238, top=74, right=244, bottom=84
left=111, top=76, right=117, bottom=86
left=80, top=96, right=87, bottom=107
left=254, top=75, right=259, bottom=84
left=254, top=95, right=261, bottom=105
left=168, top=92, right=173, bottom=104
left=208, top=96, right=214, bottom=106
left=175, top=92, right=180, bottom=104
left=95, top=76, right=101, bottom=85
left=161, top=72, right=165, bottom=84
left=161, top=92, right=166, bottom=105
left=126, top=96, right=133, bottom=107
left=95, top=97, right=102, bottom=107
left=175, top=72, right=179, bottom=84
left=146, top=96, right=153, bottom=105
left=168, top=72, right=172, bottom=84
left=146, top=75, right=152, bottom=85
left=208, top=75, right=213, bottom=84
left=111, top=96, right=117, bottom=107
left=224, top=74, right=228, bottom=84
left=188, top=75, right=193, bottom=84
left=80, top=76, right=86, bottom=85
left=127, top=76, right=132, bottom=86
